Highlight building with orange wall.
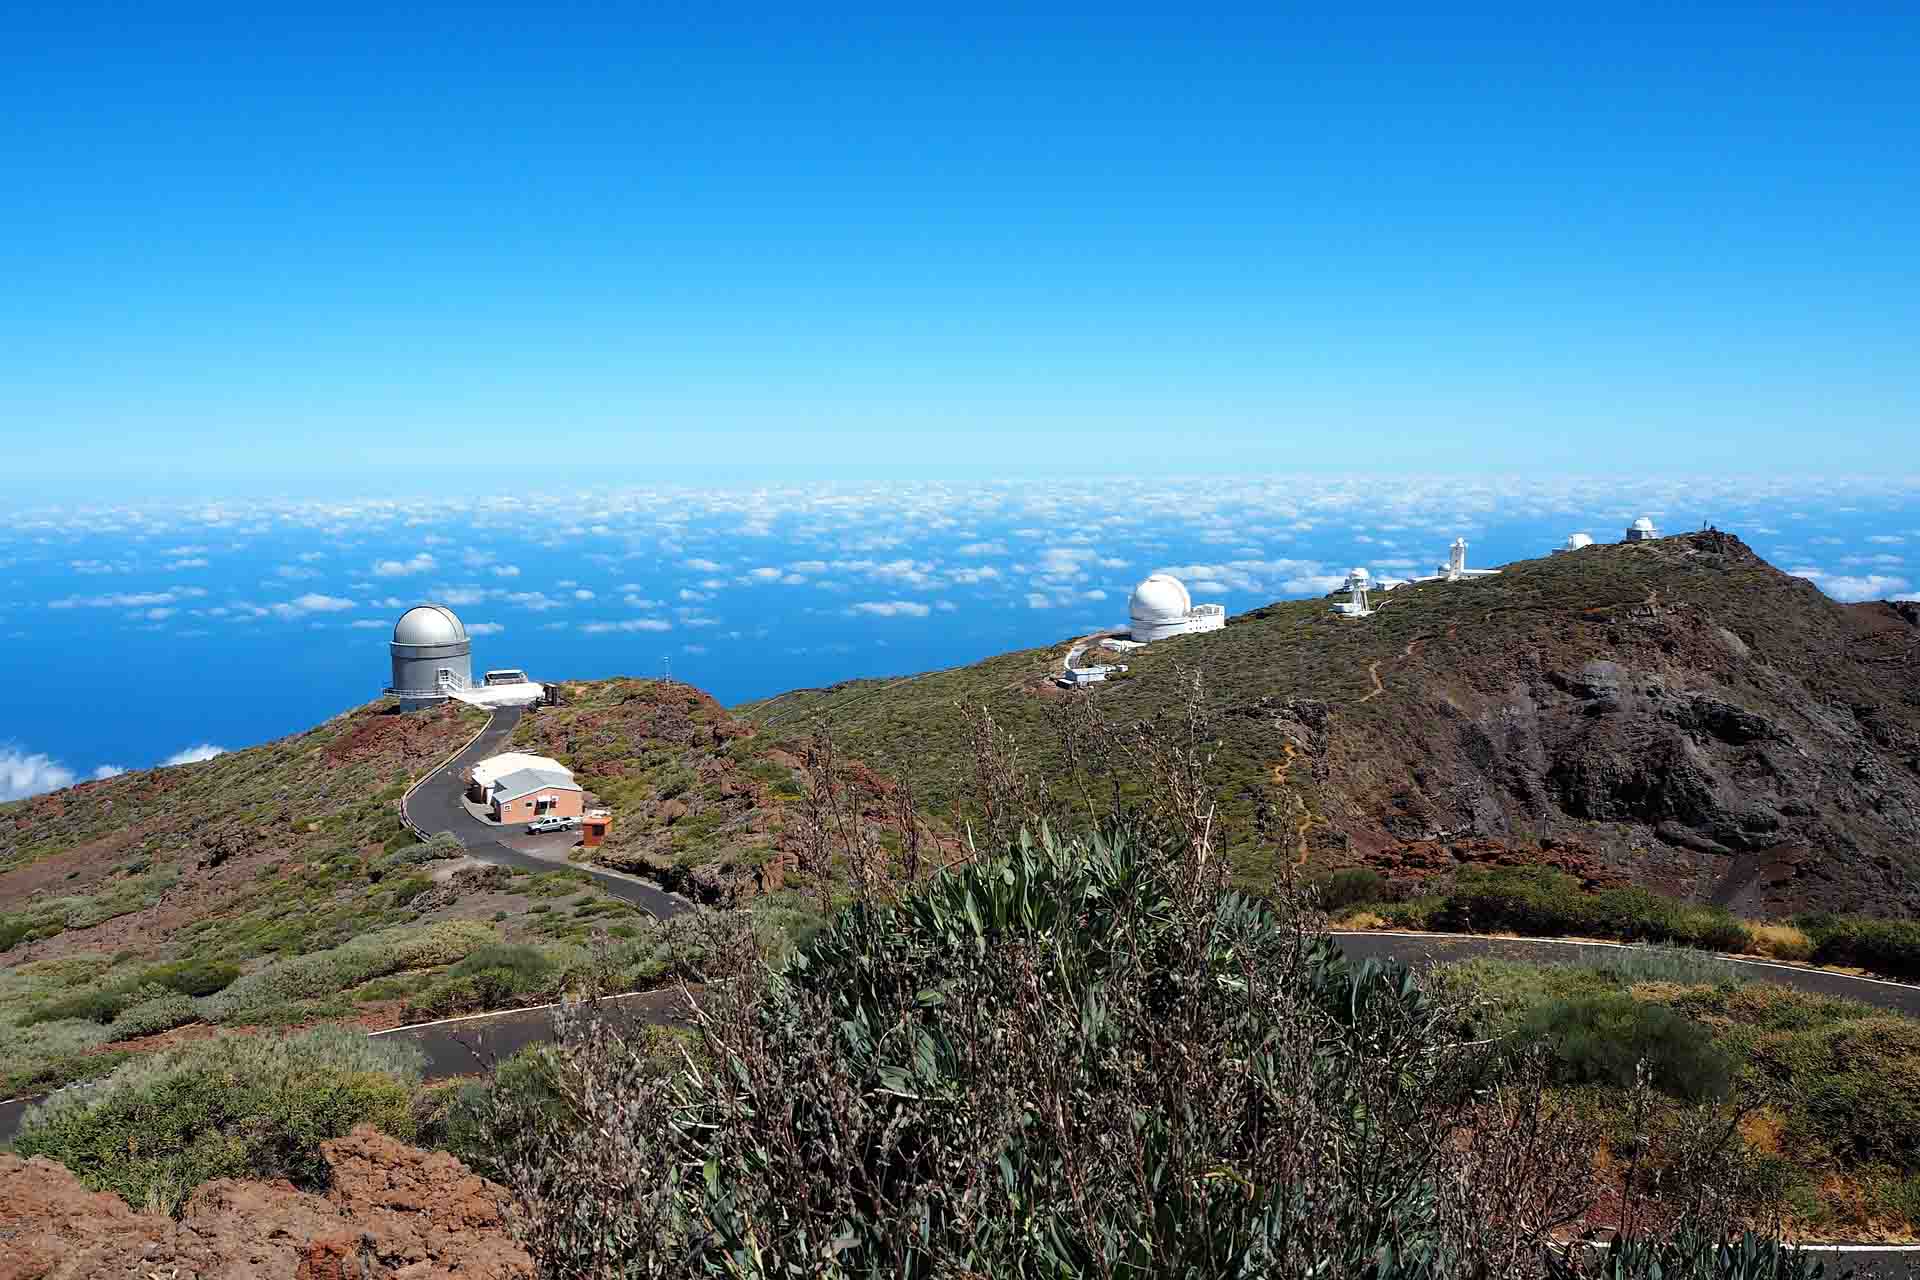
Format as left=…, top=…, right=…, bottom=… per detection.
left=488, top=766, right=584, bottom=824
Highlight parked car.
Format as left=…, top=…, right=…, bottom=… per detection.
left=526, top=814, right=580, bottom=834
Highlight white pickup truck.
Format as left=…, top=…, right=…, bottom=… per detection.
left=526, top=814, right=581, bottom=834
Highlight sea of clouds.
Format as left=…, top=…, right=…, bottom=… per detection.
left=2, top=473, right=1916, bottom=801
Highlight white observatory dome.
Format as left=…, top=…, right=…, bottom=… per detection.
left=1631, top=517, right=1655, bottom=533
left=389, top=603, right=473, bottom=710
left=1350, top=567, right=1370, bottom=580
left=393, top=604, right=468, bottom=646
left=1130, top=574, right=1192, bottom=624
left=1129, top=573, right=1202, bottom=642
left=1565, top=532, right=1594, bottom=550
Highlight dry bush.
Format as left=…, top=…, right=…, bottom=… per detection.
left=1742, top=924, right=1815, bottom=963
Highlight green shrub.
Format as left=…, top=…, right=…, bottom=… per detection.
left=22, top=984, right=136, bottom=1025
left=1309, top=867, right=1388, bottom=912
left=479, top=826, right=1521, bottom=1274
left=1550, top=1231, right=1841, bottom=1280
left=1431, top=869, right=1747, bottom=953
left=1579, top=943, right=1747, bottom=989
left=1518, top=993, right=1732, bottom=1102
left=431, top=1045, right=571, bottom=1180
left=1876, top=1175, right=1920, bottom=1230
left=106, top=991, right=199, bottom=1041
left=204, top=920, right=498, bottom=1021
left=1798, top=914, right=1920, bottom=980
left=1435, top=867, right=1590, bottom=935
left=0, top=1017, right=124, bottom=1096
left=400, top=943, right=580, bottom=1020
left=389, top=874, right=433, bottom=907
left=1753, top=1017, right=1920, bottom=1169
left=139, top=958, right=241, bottom=997
left=13, top=1027, right=424, bottom=1212
left=382, top=831, right=464, bottom=867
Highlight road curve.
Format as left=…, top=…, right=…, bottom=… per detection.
left=403, top=706, right=692, bottom=920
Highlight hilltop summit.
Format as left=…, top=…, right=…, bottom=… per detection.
left=744, top=531, right=1920, bottom=917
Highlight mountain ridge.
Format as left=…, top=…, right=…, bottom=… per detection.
left=739, top=531, right=1920, bottom=917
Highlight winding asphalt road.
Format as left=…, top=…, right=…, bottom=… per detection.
left=403, top=706, right=691, bottom=919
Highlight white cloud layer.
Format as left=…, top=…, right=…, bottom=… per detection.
left=849, top=600, right=932, bottom=618
left=162, top=744, right=226, bottom=766
left=372, top=553, right=438, bottom=577
left=1, top=748, right=75, bottom=801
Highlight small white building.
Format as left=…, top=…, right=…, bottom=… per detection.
left=488, top=767, right=583, bottom=824
left=1330, top=568, right=1375, bottom=619
left=1127, top=574, right=1227, bottom=643
left=1624, top=516, right=1661, bottom=542
left=1413, top=538, right=1502, bottom=583
left=1554, top=532, right=1596, bottom=554
left=1059, top=663, right=1128, bottom=688
left=468, top=752, right=570, bottom=798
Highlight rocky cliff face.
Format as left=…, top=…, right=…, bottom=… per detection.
left=1272, top=532, right=1920, bottom=915
left=0, top=1126, right=531, bottom=1280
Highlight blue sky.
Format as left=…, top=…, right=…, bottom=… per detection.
left=3, top=4, right=1917, bottom=492
left=3, top=474, right=1918, bottom=799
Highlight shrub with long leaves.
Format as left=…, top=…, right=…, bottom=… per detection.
left=484, top=823, right=1602, bottom=1278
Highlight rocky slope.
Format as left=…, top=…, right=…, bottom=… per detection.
left=509, top=677, right=919, bottom=904
left=0, top=700, right=483, bottom=968
left=742, top=532, right=1920, bottom=918
left=0, top=1125, right=530, bottom=1280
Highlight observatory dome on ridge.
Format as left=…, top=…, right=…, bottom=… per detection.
left=388, top=602, right=473, bottom=709
left=1129, top=574, right=1191, bottom=625
left=1127, top=573, right=1226, bottom=643
left=393, top=604, right=468, bottom=646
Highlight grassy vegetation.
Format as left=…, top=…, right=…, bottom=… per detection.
left=1374, top=867, right=1750, bottom=950
left=738, top=535, right=1812, bottom=836
left=1517, top=993, right=1733, bottom=1101
left=1440, top=956, right=1920, bottom=1234
left=505, top=678, right=801, bottom=896
left=0, top=699, right=703, bottom=1092
left=1337, top=866, right=1920, bottom=982
left=736, top=533, right=1920, bottom=938
left=1796, top=913, right=1920, bottom=980
left=0, top=868, right=181, bottom=952
left=12, top=1027, right=425, bottom=1212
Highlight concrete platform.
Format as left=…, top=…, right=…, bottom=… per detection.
left=448, top=681, right=546, bottom=709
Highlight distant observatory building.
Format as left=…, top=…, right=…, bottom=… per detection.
left=1624, top=516, right=1661, bottom=542
left=1413, top=538, right=1502, bottom=584
left=388, top=604, right=472, bottom=709
left=384, top=603, right=545, bottom=711
left=1127, top=574, right=1227, bottom=643
left=1331, top=568, right=1375, bottom=619
left=1554, top=532, right=1596, bottom=554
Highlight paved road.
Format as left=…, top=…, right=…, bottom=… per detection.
left=367, top=987, right=695, bottom=1075
left=404, top=706, right=692, bottom=919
